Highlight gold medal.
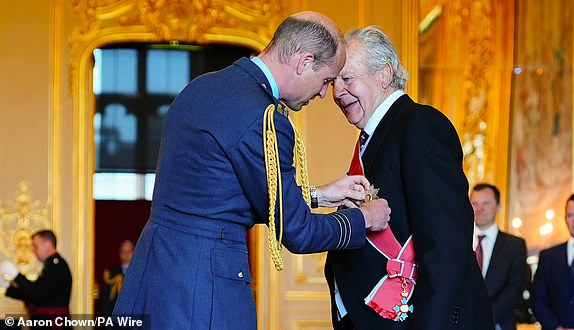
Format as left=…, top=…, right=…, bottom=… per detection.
left=364, top=184, right=380, bottom=202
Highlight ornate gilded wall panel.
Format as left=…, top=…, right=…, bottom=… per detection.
left=508, top=0, right=573, bottom=252
left=0, top=182, right=48, bottom=283
left=419, top=0, right=514, bottom=220
left=70, top=0, right=282, bottom=96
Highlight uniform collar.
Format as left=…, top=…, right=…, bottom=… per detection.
left=250, top=56, right=279, bottom=99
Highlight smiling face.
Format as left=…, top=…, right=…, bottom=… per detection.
left=470, top=188, right=500, bottom=230
left=332, top=40, right=389, bottom=129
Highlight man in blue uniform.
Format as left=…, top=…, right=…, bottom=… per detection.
left=114, top=11, right=392, bottom=329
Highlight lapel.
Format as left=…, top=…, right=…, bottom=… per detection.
left=485, top=233, right=505, bottom=280
left=362, top=94, right=412, bottom=176
left=556, top=243, right=571, bottom=282
left=547, top=243, right=574, bottom=293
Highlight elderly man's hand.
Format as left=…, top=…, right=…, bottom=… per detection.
left=359, top=198, right=391, bottom=231
left=315, top=175, right=370, bottom=208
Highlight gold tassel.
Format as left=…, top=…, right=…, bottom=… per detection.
left=263, top=104, right=311, bottom=271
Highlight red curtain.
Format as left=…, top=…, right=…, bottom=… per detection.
left=93, top=200, right=150, bottom=315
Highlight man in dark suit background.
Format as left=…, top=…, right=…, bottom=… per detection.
left=470, top=183, right=528, bottom=330
left=325, top=25, right=493, bottom=329
left=101, top=240, right=134, bottom=316
left=531, top=194, right=574, bottom=330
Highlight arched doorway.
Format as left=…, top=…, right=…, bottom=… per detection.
left=69, top=0, right=282, bottom=314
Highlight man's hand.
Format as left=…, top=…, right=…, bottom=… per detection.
left=359, top=198, right=391, bottom=231
left=0, top=259, right=18, bottom=280
left=316, top=175, right=370, bottom=208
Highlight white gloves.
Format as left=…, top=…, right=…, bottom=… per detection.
left=0, top=259, right=19, bottom=280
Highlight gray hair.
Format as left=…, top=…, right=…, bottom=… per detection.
left=264, top=15, right=340, bottom=70
left=345, top=26, right=408, bottom=89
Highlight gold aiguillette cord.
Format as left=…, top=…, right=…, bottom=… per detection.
left=263, top=104, right=311, bottom=271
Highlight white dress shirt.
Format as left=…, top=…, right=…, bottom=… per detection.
left=568, top=236, right=574, bottom=267
left=473, top=223, right=499, bottom=278
left=360, top=90, right=404, bottom=156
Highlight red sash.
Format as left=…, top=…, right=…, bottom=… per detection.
left=364, top=230, right=416, bottom=321
left=347, top=138, right=417, bottom=321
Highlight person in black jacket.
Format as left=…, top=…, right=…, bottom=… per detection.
left=470, top=183, right=528, bottom=330
left=1, top=230, right=72, bottom=327
left=531, top=194, right=574, bottom=330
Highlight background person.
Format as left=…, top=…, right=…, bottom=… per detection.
left=471, top=183, right=528, bottom=330
left=0, top=230, right=72, bottom=328
left=531, top=193, right=574, bottom=330
left=101, top=240, right=134, bottom=316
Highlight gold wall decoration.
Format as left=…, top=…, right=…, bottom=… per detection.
left=457, top=1, right=494, bottom=185
left=507, top=0, right=573, bottom=251
left=69, top=0, right=282, bottom=96
left=419, top=0, right=514, bottom=221
left=0, top=181, right=49, bottom=275
left=295, top=252, right=326, bottom=284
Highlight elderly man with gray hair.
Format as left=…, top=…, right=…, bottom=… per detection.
left=324, top=25, right=494, bottom=329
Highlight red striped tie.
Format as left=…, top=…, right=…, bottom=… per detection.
left=475, top=235, right=485, bottom=272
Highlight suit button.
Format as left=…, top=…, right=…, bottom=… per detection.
left=238, top=271, right=244, bottom=278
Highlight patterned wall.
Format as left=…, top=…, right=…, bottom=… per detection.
left=508, top=0, right=573, bottom=254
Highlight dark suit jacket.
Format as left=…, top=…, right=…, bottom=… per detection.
left=6, top=253, right=72, bottom=309
left=114, top=58, right=368, bottom=329
left=325, top=94, right=494, bottom=329
left=531, top=242, right=574, bottom=329
left=484, top=232, right=527, bottom=330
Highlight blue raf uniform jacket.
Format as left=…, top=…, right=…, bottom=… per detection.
left=113, top=57, right=367, bottom=329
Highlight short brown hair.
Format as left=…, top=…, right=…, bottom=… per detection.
left=472, top=183, right=500, bottom=204
left=32, top=230, right=57, bottom=248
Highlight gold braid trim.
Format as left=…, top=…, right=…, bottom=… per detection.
left=103, top=269, right=124, bottom=300
left=263, top=104, right=311, bottom=271
left=289, top=116, right=311, bottom=207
